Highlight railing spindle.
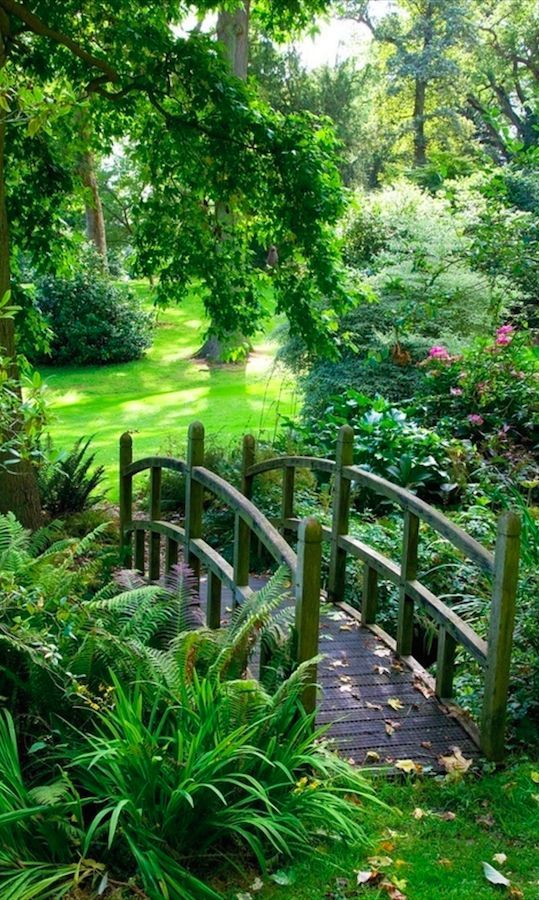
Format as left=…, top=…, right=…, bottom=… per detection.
left=362, top=564, right=378, bottom=625
left=134, top=529, right=145, bottom=574
left=207, top=571, right=222, bottom=629
left=328, top=425, right=354, bottom=603
left=166, top=536, right=178, bottom=573
left=436, top=626, right=457, bottom=699
left=295, top=516, right=322, bottom=714
left=149, top=466, right=162, bottom=581
left=480, top=511, right=521, bottom=761
left=233, top=511, right=250, bottom=605
left=185, top=421, right=205, bottom=590
left=119, top=432, right=133, bottom=566
left=396, top=510, right=419, bottom=656
left=282, top=464, right=295, bottom=542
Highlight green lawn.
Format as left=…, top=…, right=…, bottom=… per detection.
left=223, top=764, right=539, bottom=899
left=40, top=285, right=298, bottom=499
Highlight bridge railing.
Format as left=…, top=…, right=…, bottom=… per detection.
left=244, top=424, right=521, bottom=762
left=119, top=423, right=322, bottom=713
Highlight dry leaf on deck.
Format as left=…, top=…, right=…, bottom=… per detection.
left=387, top=698, right=404, bottom=711
left=365, top=750, right=381, bottom=763
left=395, top=759, right=423, bottom=775
left=438, top=747, right=472, bottom=775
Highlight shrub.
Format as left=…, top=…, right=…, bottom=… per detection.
left=283, top=390, right=470, bottom=501
left=35, top=273, right=153, bottom=365
left=417, top=326, right=539, bottom=449
left=38, top=437, right=106, bottom=517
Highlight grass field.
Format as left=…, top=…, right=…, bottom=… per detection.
left=223, top=763, right=539, bottom=899
left=40, top=284, right=298, bottom=499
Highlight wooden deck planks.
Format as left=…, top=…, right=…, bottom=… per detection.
left=199, top=575, right=479, bottom=770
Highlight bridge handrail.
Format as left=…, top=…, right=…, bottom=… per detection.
left=118, top=426, right=322, bottom=714
left=244, top=425, right=521, bottom=762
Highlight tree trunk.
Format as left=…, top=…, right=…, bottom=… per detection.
left=79, top=149, right=109, bottom=271
left=412, top=78, right=427, bottom=167
left=195, top=1, right=252, bottom=363
left=0, top=21, right=42, bottom=529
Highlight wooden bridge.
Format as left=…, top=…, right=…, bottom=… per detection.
left=119, top=422, right=521, bottom=765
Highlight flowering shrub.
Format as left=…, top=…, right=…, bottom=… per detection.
left=419, top=326, right=538, bottom=447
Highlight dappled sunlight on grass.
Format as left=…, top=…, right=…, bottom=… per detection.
left=41, top=287, right=297, bottom=497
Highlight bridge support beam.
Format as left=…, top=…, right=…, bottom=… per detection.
left=328, top=425, right=354, bottom=603
left=119, top=432, right=133, bottom=567
left=185, top=421, right=205, bottom=590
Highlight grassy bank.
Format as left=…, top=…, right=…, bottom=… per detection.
left=41, top=285, right=297, bottom=498
left=224, top=763, right=539, bottom=899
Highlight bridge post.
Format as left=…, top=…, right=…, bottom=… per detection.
left=241, top=434, right=255, bottom=499
left=185, top=421, right=205, bottom=589
left=149, top=466, right=162, bottom=581
left=119, top=432, right=133, bottom=567
left=233, top=434, right=256, bottom=606
left=328, top=425, right=354, bottom=603
left=295, top=516, right=322, bottom=715
left=282, top=464, right=295, bottom=543
left=396, top=510, right=419, bottom=657
left=480, top=511, right=521, bottom=761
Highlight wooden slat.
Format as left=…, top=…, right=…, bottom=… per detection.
left=123, top=455, right=187, bottom=477
left=246, top=456, right=335, bottom=478
left=126, top=519, right=185, bottom=542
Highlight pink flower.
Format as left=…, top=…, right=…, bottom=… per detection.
left=468, top=414, right=484, bottom=427
left=495, top=324, right=514, bottom=346
left=450, top=387, right=463, bottom=396
left=428, top=345, right=451, bottom=360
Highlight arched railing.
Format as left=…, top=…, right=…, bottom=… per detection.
left=119, top=423, right=322, bottom=713
left=244, top=425, right=521, bottom=762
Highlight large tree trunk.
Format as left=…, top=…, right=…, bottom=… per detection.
left=195, top=2, right=252, bottom=363
left=0, top=20, right=42, bottom=529
left=79, top=149, right=109, bottom=271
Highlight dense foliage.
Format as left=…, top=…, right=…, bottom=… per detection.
left=34, top=273, right=153, bottom=365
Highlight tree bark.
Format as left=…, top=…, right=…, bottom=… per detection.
left=195, top=1, right=252, bottom=363
left=412, top=78, right=427, bottom=167
left=0, top=16, right=42, bottom=529
left=79, top=149, right=109, bottom=271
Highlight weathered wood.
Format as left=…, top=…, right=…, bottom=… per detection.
left=342, top=464, right=495, bottom=574
left=192, top=466, right=296, bottom=571
left=124, top=455, right=187, bottom=477
left=185, top=422, right=205, bottom=586
left=328, top=425, right=354, bottom=603
left=233, top=511, right=250, bottom=602
left=127, top=519, right=185, bottom=542
left=338, top=533, right=400, bottom=583
left=149, top=466, right=162, bottom=581
left=362, top=565, right=378, bottom=625
left=134, top=529, right=145, bottom=574
left=246, top=456, right=335, bottom=478
left=207, top=571, right=222, bottom=629
left=406, top=580, right=487, bottom=665
left=480, top=511, right=521, bottom=761
left=166, top=536, right=178, bottom=573
left=119, top=432, right=133, bottom=566
left=396, top=511, right=419, bottom=657
left=436, top=626, right=457, bottom=699
left=281, top=464, right=295, bottom=542
left=189, top=537, right=252, bottom=606
left=295, top=516, right=322, bottom=714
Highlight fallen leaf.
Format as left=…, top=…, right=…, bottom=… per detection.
left=436, top=811, right=456, bottom=821
left=476, top=814, right=495, bottom=828
left=347, top=756, right=356, bottom=766
left=492, top=853, right=507, bottom=865
left=379, top=841, right=396, bottom=853
left=339, top=623, right=354, bottom=632
left=509, top=888, right=524, bottom=899
left=387, top=698, right=404, bottom=711
left=236, top=894, right=252, bottom=900
left=356, top=869, right=380, bottom=885
left=374, top=665, right=390, bottom=675
left=482, top=862, right=510, bottom=887
left=395, top=759, right=422, bottom=775
left=413, top=807, right=426, bottom=819
left=366, top=701, right=383, bottom=710
left=374, top=647, right=392, bottom=658
left=380, top=879, right=407, bottom=899
left=365, top=750, right=381, bottom=763
left=250, top=877, right=264, bottom=892
left=437, top=859, right=453, bottom=868
left=339, top=683, right=353, bottom=693
left=339, top=675, right=352, bottom=683
left=385, top=721, right=396, bottom=736
left=531, top=771, right=539, bottom=784
left=329, top=658, right=349, bottom=669
left=438, top=747, right=472, bottom=776
left=391, top=661, right=404, bottom=672
left=420, top=741, right=432, bottom=749
left=368, top=855, right=393, bottom=868
left=413, top=679, right=433, bottom=699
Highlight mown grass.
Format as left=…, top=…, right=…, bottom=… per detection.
left=223, top=763, right=539, bottom=899
left=40, top=283, right=298, bottom=499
